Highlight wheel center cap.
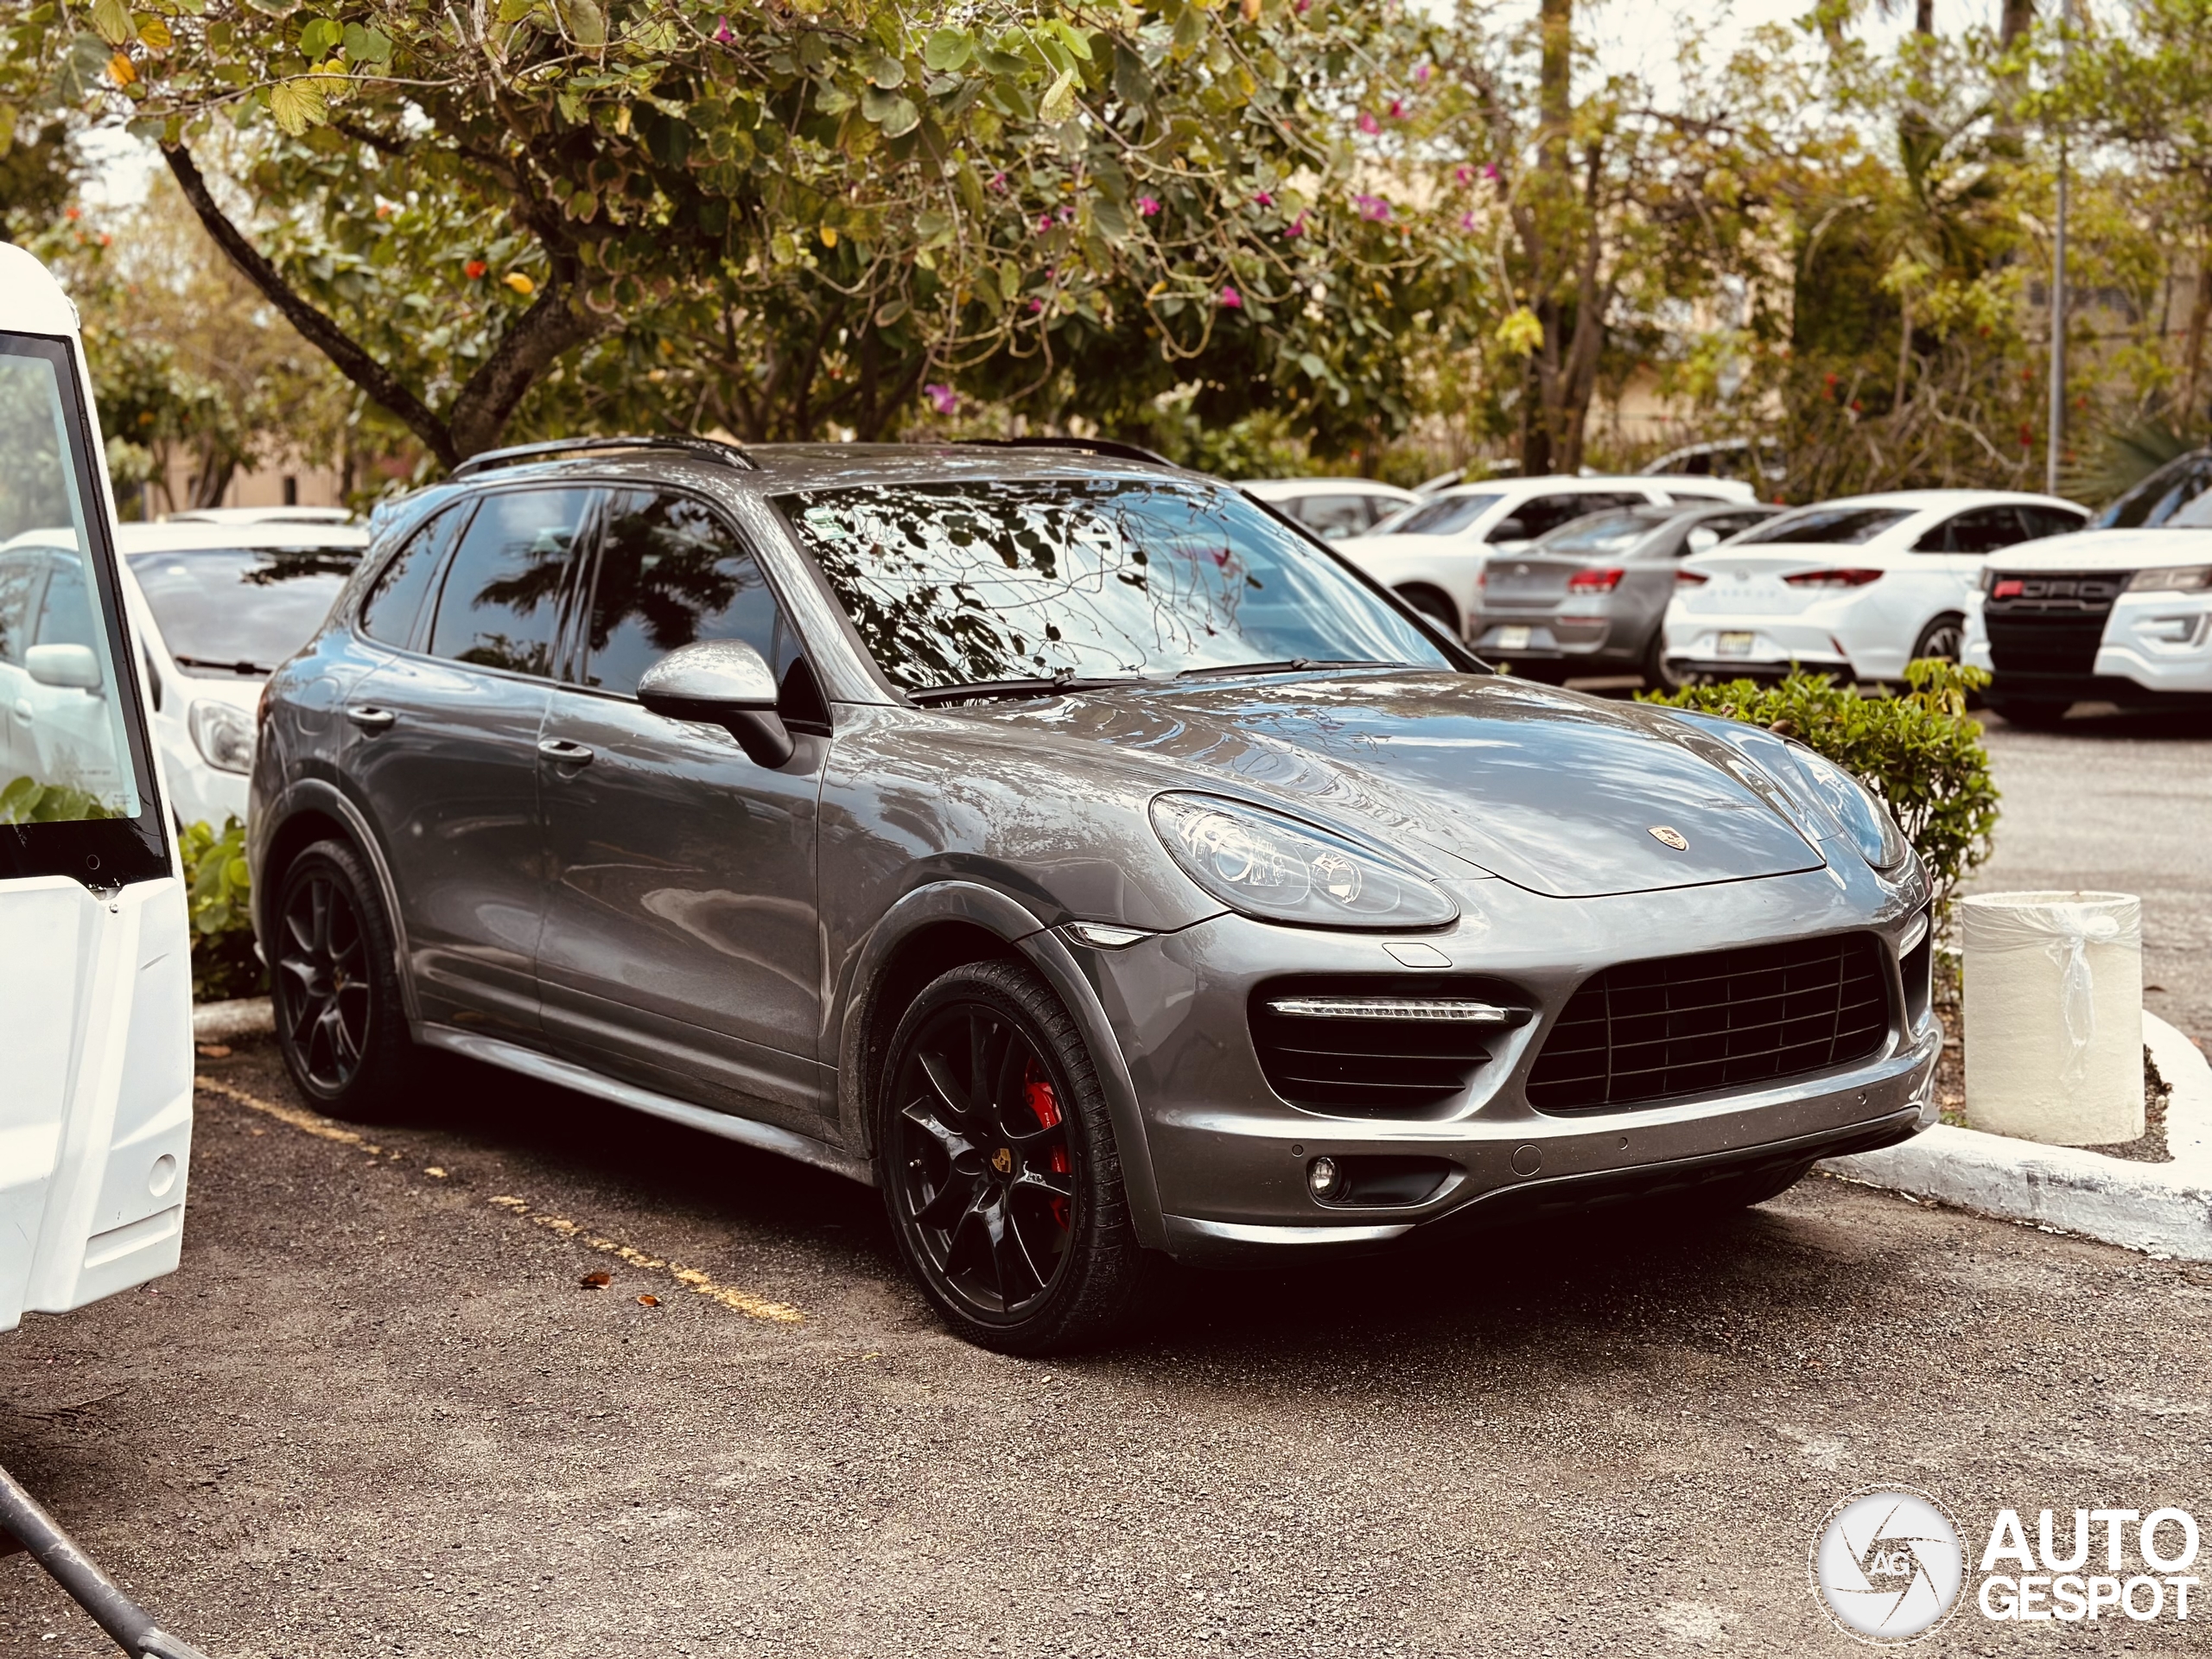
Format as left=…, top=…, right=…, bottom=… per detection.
left=990, top=1147, right=1014, bottom=1177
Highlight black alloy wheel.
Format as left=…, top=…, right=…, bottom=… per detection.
left=877, top=959, right=1155, bottom=1353
left=1912, top=613, right=1966, bottom=664
left=270, top=839, right=417, bottom=1121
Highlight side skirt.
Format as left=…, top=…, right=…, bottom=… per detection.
left=418, top=1025, right=874, bottom=1185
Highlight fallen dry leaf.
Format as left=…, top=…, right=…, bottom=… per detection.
left=196, top=1043, right=232, bottom=1059
left=580, top=1271, right=613, bottom=1289
left=637, top=1294, right=660, bottom=1307
left=425, top=1166, right=448, bottom=1179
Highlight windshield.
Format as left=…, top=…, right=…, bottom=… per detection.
left=1735, top=505, right=1911, bottom=545
left=128, top=545, right=361, bottom=673
left=1391, top=493, right=1503, bottom=537
left=1538, top=512, right=1662, bottom=556
left=779, top=480, right=1450, bottom=692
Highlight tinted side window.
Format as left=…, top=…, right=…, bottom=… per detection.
left=2020, top=505, right=2086, bottom=541
left=1916, top=506, right=2026, bottom=555
left=582, top=489, right=798, bottom=697
left=0, top=551, right=40, bottom=664
left=361, top=503, right=468, bottom=647
left=426, top=488, right=590, bottom=676
left=2093, top=451, right=2212, bottom=530
left=1509, top=493, right=1643, bottom=541
left=1295, top=495, right=1371, bottom=540
left=34, top=555, right=98, bottom=648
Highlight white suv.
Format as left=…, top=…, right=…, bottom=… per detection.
left=1335, top=474, right=1753, bottom=635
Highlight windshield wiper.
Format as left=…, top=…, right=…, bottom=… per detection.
left=1174, top=658, right=1378, bottom=678
left=173, top=654, right=277, bottom=675
left=907, top=675, right=1148, bottom=706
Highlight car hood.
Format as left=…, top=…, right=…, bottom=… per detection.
left=1983, top=527, right=2212, bottom=571
left=969, top=671, right=1827, bottom=899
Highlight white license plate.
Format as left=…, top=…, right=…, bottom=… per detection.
left=1718, top=631, right=1756, bottom=657
left=1495, top=626, right=1533, bottom=650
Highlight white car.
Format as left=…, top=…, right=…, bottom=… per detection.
left=3, top=521, right=372, bottom=830
left=165, top=505, right=358, bottom=526
left=1962, top=524, right=2212, bottom=724
left=1334, top=474, right=1754, bottom=635
left=1239, top=477, right=1421, bottom=543
left=0, top=242, right=194, bottom=1338
left=1663, top=490, right=2086, bottom=683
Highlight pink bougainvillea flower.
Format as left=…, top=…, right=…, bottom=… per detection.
left=1354, top=193, right=1391, bottom=222
left=1284, top=211, right=1307, bottom=238
left=1481, top=162, right=1499, bottom=180
left=1357, top=111, right=1381, bottom=135
left=713, top=15, right=733, bottom=42
left=1454, top=165, right=1473, bottom=188
left=1389, top=99, right=1408, bottom=119
left=1459, top=211, right=1478, bottom=231
left=924, top=383, right=958, bottom=416
left=1136, top=195, right=1161, bottom=216
left=988, top=171, right=1008, bottom=194
left=1219, top=285, right=1243, bottom=308
left=1254, top=190, right=1274, bottom=207
left=1058, top=206, right=1077, bottom=225
left=1415, top=62, right=1432, bottom=82
left=1037, top=213, right=1054, bottom=232
left=1029, top=296, right=1046, bottom=313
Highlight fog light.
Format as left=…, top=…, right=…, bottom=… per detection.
left=1307, top=1156, right=1340, bottom=1199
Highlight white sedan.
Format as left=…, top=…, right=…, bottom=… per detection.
left=1335, top=473, right=1753, bottom=636
left=1961, top=524, right=2212, bottom=724
left=3, top=520, right=372, bottom=829
left=1240, top=478, right=1421, bottom=543
left=1662, top=490, right=2085, bottom=683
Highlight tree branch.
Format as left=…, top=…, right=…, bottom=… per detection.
left=162, top=143, right=458, bottom=467
left=444, top=255, right=604, bottom=457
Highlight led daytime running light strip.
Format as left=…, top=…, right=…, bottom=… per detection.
left=1265, top=996, right=1529, bottom=1024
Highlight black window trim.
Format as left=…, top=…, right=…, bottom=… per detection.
left=0, top=330, right=169, bottom=891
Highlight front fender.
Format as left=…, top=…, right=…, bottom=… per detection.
left=830, top=879, right=1166, bottom=1249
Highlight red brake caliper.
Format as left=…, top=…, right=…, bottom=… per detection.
left=1023, top=1061, right=1072, bottom=1232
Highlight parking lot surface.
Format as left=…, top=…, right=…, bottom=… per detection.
left=6, top=1036, right=2211, bottom=1658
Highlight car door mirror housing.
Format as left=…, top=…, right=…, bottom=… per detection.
left=636, top=639, right=795, bottom=766
left=1489, top=518, right=1529, bottom=543
left=1686, top=527, right=1721, bottom=553
left=26, top=642, right=103, bottom=692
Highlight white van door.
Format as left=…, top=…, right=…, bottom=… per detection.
left=0, top=242, right=194, bottom=1334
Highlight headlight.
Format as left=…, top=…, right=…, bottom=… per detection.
left=1786, top=747, right=1909, bottom=871
left=1149, top=792, right=1458, bottom=930
left=2127, top=565, right=2212, bottom=592
left=189, top=699, right=257, bottom=774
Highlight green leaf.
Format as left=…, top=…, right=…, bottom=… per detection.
left=876, top=297, right=909, bottom=325
left=860, top=86, right=918, bottom=136
left=268, top=75, right=327, bottom=134
left=816, top=80, right=854, bottom=114
left=552, top=0, right=605, bottom=46
left=1039, top=67, right=1078, bottom=123
left=922, top=28, right=971, bottom=73
left=297, top=16, right=339, bottom=55
left=865, top=53, right=904, bottom=88
left=89, top=0, right=133, bottom=45
left=1091, top=195, right=1128, bottom=240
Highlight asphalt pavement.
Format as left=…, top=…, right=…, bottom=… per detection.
left=1972, top=703, right=2212, bottom=1050
left=6, top=1038, right=2212, bottom=1658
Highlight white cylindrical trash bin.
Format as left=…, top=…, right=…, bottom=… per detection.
left=1961, top=890, right=2143, bottom=1146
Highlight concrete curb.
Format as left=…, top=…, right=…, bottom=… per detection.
left=193, top=996, right=274, bottom=1043
left=1819, top=1012, right=2212, bottom=1259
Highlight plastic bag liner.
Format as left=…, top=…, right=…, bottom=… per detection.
left=1960, top=892, right=2142, bottom=1090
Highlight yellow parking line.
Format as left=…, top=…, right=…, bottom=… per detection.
left=195, top=1077, right=804, bottom=1325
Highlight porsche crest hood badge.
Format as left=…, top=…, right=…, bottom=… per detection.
left=1649, top=825, right=1690, bottom=850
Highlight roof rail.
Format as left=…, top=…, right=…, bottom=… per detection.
left=955, top=435, right=1180, bottom=469
left=448, top=435, right=758, bottom=479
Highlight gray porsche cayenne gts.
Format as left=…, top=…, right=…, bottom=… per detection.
left=249, top=436, right=1941, bottom=1351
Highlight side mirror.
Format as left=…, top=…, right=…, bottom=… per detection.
left=27, top=643, right=103, bottom=692
left=1686, top=527, right=1721, bottom=553
left=1487, top=518, right=1529, bottom=545
left=636, top=639, right=795, bottom=767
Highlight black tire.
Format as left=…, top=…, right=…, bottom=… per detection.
left=1911, top=612, right=1965, bottom=665
left=270, top=838, right=419, bottom=1122
left=875, top=959, right=1154, bottom=1355
left=1641, top=626, right=1691, bottom=692
left=1986, top=696, right=2072, bottom=729
left=1396, top=584, right=1459, bottom=636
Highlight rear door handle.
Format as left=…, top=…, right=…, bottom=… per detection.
left=345, top=704, right=397, bottom=731
left=537, top=737, right=594, bottom=766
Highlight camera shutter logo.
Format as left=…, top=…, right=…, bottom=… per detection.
left=1810, top=1487, right=1965, bottom=1643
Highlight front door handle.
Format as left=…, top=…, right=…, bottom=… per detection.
left=537, top=737, right=594, bottom=766
left=11, top=700, right=30, bottom=721
left=346, top=704, right=397, bottom=732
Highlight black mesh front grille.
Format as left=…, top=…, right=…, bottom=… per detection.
left=1250, top=977, right=1522, bottom=1117
left=1525, top=935, right=1890, bottom=1113
left=1985, top=571, right=2130, bottom=677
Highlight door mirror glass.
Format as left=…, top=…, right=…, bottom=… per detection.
left=27, top=642, right=101, bottom=690
left=637, top=640, right=792, bottom=766
left=1488, top=518, right=1529, bottom=543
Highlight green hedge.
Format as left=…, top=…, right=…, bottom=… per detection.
left=180, top=816, right=264, bottom=1001
left=1641, top=659, right=1999, bottom=919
